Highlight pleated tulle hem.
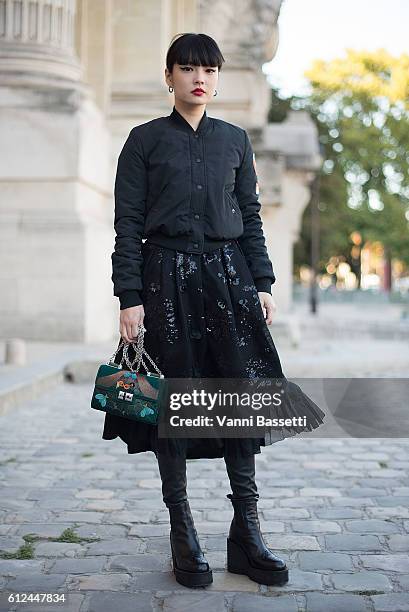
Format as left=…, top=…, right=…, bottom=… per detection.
left=247, top=378, right=326, bottom=438
left=101, top=375, right=326, bottom=460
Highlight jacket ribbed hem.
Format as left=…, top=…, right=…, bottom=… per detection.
left=254, top=277, right=273, bottom=293
left=118, top=289, right=143, bottom=310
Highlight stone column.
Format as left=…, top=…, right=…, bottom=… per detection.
left=0, top=0, right=113, bottom=342
left=260, top=111, right=322, bottom=315
left=0, top=0, right=82, bottom=85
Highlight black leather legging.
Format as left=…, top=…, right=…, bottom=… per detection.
left=156, top=452, right=258, bottom=507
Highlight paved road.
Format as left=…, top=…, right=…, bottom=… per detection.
left=1, top=380, right=409, bottom=612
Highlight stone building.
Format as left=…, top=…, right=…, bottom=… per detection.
left=0, top=0, right=320, bottom=342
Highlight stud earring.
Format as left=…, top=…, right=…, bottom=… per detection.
left=168, top=86, right=174, bottom=93
left=213, top=90, right=217, bottom=96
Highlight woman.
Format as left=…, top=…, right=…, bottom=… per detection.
left=102, top=32, right=325, bottom=588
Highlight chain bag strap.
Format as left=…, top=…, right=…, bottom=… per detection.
left=91, top=323, right=167, bottom=425
left=108, top=324, right=164, bottom=378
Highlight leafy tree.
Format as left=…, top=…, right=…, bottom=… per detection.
left=290, top=49, right=409, bottom=286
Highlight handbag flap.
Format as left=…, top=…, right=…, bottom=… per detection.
left=94, top=363, right=161, bottom=402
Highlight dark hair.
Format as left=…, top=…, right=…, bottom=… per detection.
left=166, top=33, right=225, bottom=73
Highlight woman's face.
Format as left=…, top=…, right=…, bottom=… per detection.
left=165, top=63, right=219, bottom=107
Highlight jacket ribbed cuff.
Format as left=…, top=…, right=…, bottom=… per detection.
left=254, top=277, right=273, bottom=293
left=118, top=290, right=143, bottom=310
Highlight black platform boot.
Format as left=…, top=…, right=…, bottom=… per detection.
left=224, top=454, right=289, bottom=586
left=156, top=452, right=212, bottom=588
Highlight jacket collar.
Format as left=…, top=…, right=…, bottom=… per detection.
left=169, top=105, right=210, bottom=135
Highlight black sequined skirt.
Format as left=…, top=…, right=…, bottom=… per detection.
left=102, top=239, right=325, bottom=458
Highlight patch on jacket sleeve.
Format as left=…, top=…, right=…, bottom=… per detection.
left=253, top=152, right=259, bottom=195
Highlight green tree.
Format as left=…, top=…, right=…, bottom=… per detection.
left=292, top=49, right=409, bottom=286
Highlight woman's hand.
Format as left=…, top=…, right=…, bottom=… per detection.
left=119, top=304, right=145, bottom=343
left=258, top=292, right=277, bottom=325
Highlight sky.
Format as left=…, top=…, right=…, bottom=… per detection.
left=263, top=0, right=409, bottom=98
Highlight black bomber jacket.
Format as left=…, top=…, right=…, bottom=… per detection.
left=112, top=105, right=276, bottom=309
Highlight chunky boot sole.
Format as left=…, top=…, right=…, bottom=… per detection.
left=227, top=537, right=289, bottom=586
left=171, top=542, right=213, bottom=588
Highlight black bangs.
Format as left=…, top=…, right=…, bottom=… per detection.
left=166, top=33, right=225, bottom=72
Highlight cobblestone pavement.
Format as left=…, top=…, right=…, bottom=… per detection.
left=1, top=379, right=409, bottom=612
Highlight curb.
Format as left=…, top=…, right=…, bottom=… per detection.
left=0, top=356, right=102, bottom=418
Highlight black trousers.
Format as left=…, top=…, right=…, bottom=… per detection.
left=156, top=451, right=258, bottom=507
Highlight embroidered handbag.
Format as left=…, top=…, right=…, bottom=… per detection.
left=91, top=325, right=167, bottom=425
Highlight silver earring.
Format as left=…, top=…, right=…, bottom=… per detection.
left=213, top=90, right=217, bottom=96
left=168, top=86, right=174, bottom=93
